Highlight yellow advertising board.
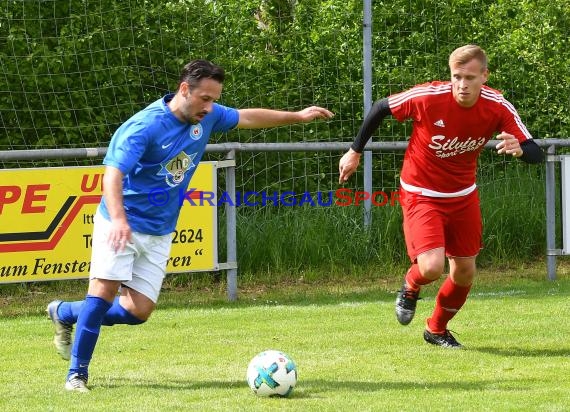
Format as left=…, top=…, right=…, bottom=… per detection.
left=0, top=163, right=217, bottom=284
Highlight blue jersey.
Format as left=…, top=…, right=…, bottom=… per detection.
left=100, top=93, right=239, bottom=235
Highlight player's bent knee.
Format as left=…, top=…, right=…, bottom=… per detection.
left=128, top=307, right=153, bottom=323
left=450, top=272, right=475, bottom=287
left=419, top=263, right=445, bottom=280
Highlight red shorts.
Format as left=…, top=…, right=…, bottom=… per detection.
left=400, top=187, right=483, bottom=262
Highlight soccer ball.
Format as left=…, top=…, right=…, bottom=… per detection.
left=246, top=350, right=297, bottom=397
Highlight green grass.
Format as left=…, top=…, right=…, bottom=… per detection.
left=1, top=262, right=570, bottom=411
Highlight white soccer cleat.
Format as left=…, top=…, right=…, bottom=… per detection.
left=64, top=373, right=89, bottom=393
left=46, top=300, right=73, bottom=360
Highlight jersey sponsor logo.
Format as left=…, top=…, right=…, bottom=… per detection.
left=433, top=119, right=445, bottom=128
left=161, top=142, right=173, bottom=149
left=159, top=151, right=198, bottom=187
left=428, top=135, right=486, bottom=158
left=189, top=124, right=203, bottom=141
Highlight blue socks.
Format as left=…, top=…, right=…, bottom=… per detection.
left=58, top=297, right=145, bottom=326
left=102, top=298, right=145, bottom=326
left=57, top=300, right=83, bottom=324
left=68, top=295, right=112, bottom=380
left=62, top=296, right=146, bottom=380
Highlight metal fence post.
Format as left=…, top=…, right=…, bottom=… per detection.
left=225, top=150, right=238, bottom=300
left=362, top=0, right=373, bottom=227
left=545, top=145, right=557, bottom=280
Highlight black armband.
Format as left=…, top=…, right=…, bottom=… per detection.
left=519, top=140, right=544, bottom=164
left=350, top=98, right=392, bottom=153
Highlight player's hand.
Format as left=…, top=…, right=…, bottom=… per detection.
left=297, top=106, right=334, bottom=122
left=496, top=131, right=522, bottom=157
left=107, top=218, right=132, bottom=252
left=338, top=148, right=362, bottom=184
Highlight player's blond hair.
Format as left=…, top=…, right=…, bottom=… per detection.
left=449, top=44, right=488, bottom=71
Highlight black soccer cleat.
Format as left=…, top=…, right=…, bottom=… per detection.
left=395, top=284, right=420, bottom=325
left=423, top=329, right=463, bottom=349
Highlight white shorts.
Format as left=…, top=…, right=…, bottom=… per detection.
left=89, top=211, right=172, bottom=303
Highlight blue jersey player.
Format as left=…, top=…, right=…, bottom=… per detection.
left=47, top=59, right=334, bottom=392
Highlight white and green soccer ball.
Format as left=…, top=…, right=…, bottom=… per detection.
left=246, top=350, right=297, bottom=397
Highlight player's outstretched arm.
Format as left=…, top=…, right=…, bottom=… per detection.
left=236, top=106, right=334, bottom=129
left=495, top=132, right=544, bottom=163
left=338, top=98, right=392, bottom=184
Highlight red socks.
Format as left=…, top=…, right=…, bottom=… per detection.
left=428, top=276, right=471, bottom=334
left=404, top=264, right=433, bottom=291
left=404, top=264, right=472, bottom=334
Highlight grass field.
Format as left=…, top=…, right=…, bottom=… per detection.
left=1, top=263, right=570, bottom=411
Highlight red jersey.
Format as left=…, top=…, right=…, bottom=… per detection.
left=389, top=81, right=533, bottom=195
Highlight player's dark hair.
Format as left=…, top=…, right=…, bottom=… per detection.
left=178, top=59, right=225, bottom=90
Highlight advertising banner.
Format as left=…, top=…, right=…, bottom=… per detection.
left=0, top=163, right=217, bottom=284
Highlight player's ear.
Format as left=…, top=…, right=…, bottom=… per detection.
left=179, top=81, right=190, bottom=98
left=482, top=68, right=489, bottom=83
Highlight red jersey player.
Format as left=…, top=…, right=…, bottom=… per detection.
left=338, top=44, right=543, bottom=348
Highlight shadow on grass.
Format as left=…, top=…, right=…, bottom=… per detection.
left=96, top=376, right=535, bottom=395
left=472, top=346, right=570, bottom=358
